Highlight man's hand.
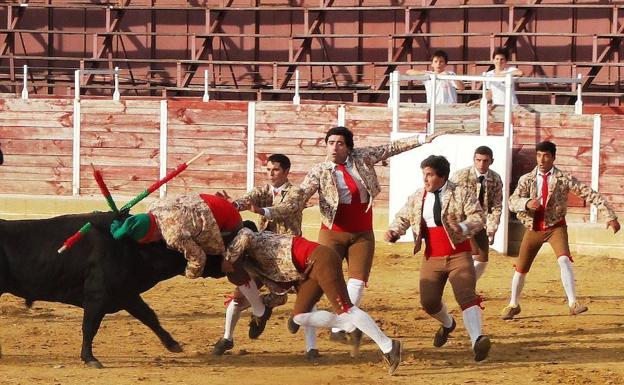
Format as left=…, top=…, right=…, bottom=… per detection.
left=216, top=190, right=232, bottom=201
left=249, top=202, right=265, bottom=215
left=221, top=259, right=234, bottom=273
left=526, top=198, right=541, bottom=211
left=385, top=230, right=400, bottom=243
left=607, top=219, right=621, bottom=234
left=488, top=232, right=495, bottom=245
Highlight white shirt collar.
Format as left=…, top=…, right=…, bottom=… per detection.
left=473, top=167, right=488, bottom=178
left=537, top=167, right=554, bottom=177
left=271, top=181, right=289, bottom=194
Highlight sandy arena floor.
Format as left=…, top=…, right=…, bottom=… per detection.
left=1, top=242, right=623, bottom=385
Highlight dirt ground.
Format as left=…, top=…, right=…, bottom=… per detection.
left=1, top=242, right=623, bottom=385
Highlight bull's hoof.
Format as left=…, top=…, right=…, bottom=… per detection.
left=166, top=342, right=183, bottom=353
left=85, top=360, right=104, bottom=369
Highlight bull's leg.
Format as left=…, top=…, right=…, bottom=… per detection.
left=81, top=304, right=106, bottom=369
left=123, top=295, right=182, bottom=353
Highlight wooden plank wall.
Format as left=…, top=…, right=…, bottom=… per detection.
left=0, top=98, right=622, bottom=221
left=166, top=100, right=249, bottom=197
left=79, top=99, right=161, bottom=197
left=597, top=115, right=624, bottom=217
left=254, top=102, right=338, bottom=205
left=0, top=98, right=73, bottom=195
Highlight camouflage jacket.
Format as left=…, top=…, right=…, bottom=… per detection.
left=224, top=228, right=304, bottom=292
left=389, top=181, right=485, bottom=254
left=149, top=194, right=224, bottom=279
left=233, top=181, right=302, bottom=236
left=509, top=166, right=618, bottom=229
left=450, top=166, right=503, bottom=235
left=298, top=134, right=424, bottom=228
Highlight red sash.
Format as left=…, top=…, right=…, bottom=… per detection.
left=200, top=194, right=242, bottom=232
left=321, top=202, right=373, bottom=233
left=425, top=226, right=471, bottom=257
left=291, top=236, right=320, bottom=272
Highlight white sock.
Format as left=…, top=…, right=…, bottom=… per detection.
left=340, top=306, right=393, bottom=354
left=509, top=271, right=526, bottom=306
left=347, top=278, right=366, bottom=306
left=331, top=278, right=366, bottom=333
left=304, top=305, right=318, bottom=352
left=223, top=300, right=244, bottom=340
left=558, top=255, right=577, bottom=306
left=430, top=303, right=454, bottom=328
left=462, top=305, right=483, bottom=348
left=473, top=259, right=488, bottom=281
left=237, top=280, right=266, bottom=317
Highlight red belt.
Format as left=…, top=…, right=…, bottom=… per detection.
left=533, top=211, right=566, bottom=231
left=425, top=226, right=471, bottom=257
left=321, top=202, right=373, bottom=233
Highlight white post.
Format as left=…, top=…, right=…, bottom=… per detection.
left=159, top=100, right=168, bottom=198
left=21, top=65, right=28, bottom=100
left=479, top=86, right=488, bottom=135
left=575, top=73, right=583, bottom=115
left=590, top=114, right=601, bottom=223
left=202, top=69, right=210, bottom=102
left=113, top=67, right=120, bottom=101
left=502, top=131, right=512, bottom=255
left=246, top=102, right=256, bottom=191
left=387, top=71, right=394, bottom=108
left=293, top=70, right=301, bottom=105
left=74, top=69, right=81, bottom=101
left=503, top=73, right=513, bottom=138
left=428, top=73, right=437, bottom=134
left=72, top=99, right=81, bottom=196
left=337, top=104, right=346, bottom=126
left=391, top=70, right=400, bottom=133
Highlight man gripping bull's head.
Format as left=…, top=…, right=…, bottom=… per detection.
left=111, top=193, right=276, bottom=340
left=111, top=193, right=242, bottom=279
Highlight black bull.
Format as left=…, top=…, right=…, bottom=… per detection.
left=0, top=211, right=225, bottom=368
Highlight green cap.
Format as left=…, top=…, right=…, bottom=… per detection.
left=110, top=213, right=154, bottom=241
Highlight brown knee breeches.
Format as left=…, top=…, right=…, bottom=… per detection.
left=293, top=245, right=352, bottom=315
left=317, top=229, right=375, bottom=282
left=419, top=251, right=479, bottom=314
left=516, top=226, right=570, bottom=274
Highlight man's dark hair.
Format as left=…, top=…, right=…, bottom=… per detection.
left=267, top=153, right=291, bottom=171
left=474, top=146, right=494, bottom=159
left=325, top=126, right=354, bottom=150
left=492, top=47, right=510, bottom=60
left=431, top=50, right=449, bottom=64
left=536, top=141, right=556, bottom=156
left=420, top=155, right=450, bottom=179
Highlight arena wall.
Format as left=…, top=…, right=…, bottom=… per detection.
left=0, top=97, right=622, bottom=256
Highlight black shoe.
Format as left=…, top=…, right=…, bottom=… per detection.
left=473, top=335, right=491, bottom=362
left=287, top=316, right=300, bottom=334
left=433, top=318, right=456, bottom=348
left=329, top=330, right=348, bottom=344
left=249, top=306, right=273, bottom=339
left=382, top=339, right=403, bottom=375
left=304, top=348, right=320, bottom=361
left=211, top=338, right=233, bottom=356
left=349, top=328, right=363, bottom=358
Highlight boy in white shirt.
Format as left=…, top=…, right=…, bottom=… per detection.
left=482, top=47, right=524, bottom=105
left=406, top=50, right=465, bottom=104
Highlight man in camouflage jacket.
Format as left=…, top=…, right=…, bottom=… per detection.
left=450, top=145, right=503, bottom=280
left=386, top=155, right=490, bottom=362
left=501, top=140, right=620, bottom=320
